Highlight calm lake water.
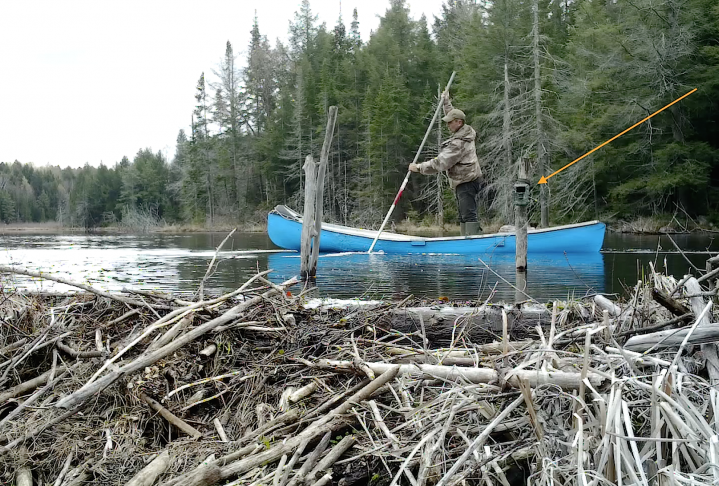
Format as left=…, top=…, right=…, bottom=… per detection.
left=1, top=231, right=717, bottom=302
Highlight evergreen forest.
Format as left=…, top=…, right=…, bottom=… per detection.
left=1, top=0, right=718, bottom=230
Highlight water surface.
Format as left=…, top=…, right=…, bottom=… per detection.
left=1, top=231, right=716, bottom=302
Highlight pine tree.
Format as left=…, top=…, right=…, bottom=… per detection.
left=192, top=73, right=215, bottom=224
left=213, top=41, right=247, bottom=217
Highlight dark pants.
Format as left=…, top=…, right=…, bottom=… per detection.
left=455, top=178, right=481, bottom=223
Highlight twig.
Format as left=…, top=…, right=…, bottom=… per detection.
left=57, top=340, right=105, bottom=358
left=198, top=228, right=237, bottom=300
left=214, top=419, right=229, bottom=442
left=664, top=234, right=701, bottom=272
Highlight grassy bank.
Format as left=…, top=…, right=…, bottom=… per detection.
left=0, top=222, right=84, bottom=234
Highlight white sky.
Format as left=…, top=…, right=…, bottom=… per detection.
left=0, top=0, right=444, bottom=169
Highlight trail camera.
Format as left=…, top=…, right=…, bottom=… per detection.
left=514, top=179, right=530, bottom=207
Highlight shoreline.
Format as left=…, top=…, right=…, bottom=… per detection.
left=1, top=218, right=717, bottom=236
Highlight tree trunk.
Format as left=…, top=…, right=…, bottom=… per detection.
left=308, top=107, right=338, bottom=275
left=436, top=86, right=444, bottom=227
left=503, top=60, right=513, bottom=219
left=533, top=0, right=549, bottom=227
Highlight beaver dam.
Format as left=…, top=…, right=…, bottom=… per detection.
left=1, top=255, right=719, bottom=486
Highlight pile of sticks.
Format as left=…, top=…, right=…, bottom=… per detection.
left=2, top=254, right=719, bottom=485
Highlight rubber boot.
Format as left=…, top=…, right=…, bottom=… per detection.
left=460, top=223, right=466, bottom=236
left=465, top=222, right=482, bottom=236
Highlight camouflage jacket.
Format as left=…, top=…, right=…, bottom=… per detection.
left=417, top=99, right=482, bottom=189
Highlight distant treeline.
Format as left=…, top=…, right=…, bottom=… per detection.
left=2, top=0, right=718, bottom=228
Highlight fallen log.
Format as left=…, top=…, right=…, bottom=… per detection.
left=125, top=450, right=171, bottom=486
left=305, top=435, right=355, bottom=485
left=57, top=340, right=105, bottom=358
left=594, top=295, right=621, bottom=317
left=286, top=432, right=332, bottom=486
left=315, top=360, right=604, bottom=390
left=162, top=367, right=399, bottom=486
left=0, top=366, right=67, bottom=404
left=0, top=338, right=28, bottom=356
left=624, top=323, right=719, bottom=351
left=651, top=288, right=691, bottom=316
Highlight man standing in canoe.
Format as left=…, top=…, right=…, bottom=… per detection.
left=408, top=92, right=483, bottom=236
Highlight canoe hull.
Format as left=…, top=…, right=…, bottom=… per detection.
left=267, top=210, right=605, bottom=254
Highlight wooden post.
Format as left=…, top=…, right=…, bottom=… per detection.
left=300, top=155, right=318, bottom=279
left=300, top=106, right=338, bottom=279
left=515, top=158, right=528, bottom=272
left=515, top=270, right=527, bottom=304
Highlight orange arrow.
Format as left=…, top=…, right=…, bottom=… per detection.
left=538, top=88, right=697, bottom=184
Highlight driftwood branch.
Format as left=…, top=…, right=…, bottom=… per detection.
left=651, top=288, right=691, bottom=316
left=198, top=228, right=236, bottom=301
left=315, top=360, right=603, bottom=390
left=57, top=340, right=105, bottom=358
left=140, top=392, right=202, bottom=439
left=125, top=450, right=171, bottom=486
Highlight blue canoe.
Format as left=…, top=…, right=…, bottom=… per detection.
left=267, top=205, right=606, bottom=254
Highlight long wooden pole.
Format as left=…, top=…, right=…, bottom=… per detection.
left=368, top=72, right=456, bottom=253
left=515, top=158, right=528, bottom=304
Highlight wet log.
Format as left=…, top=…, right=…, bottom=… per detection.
left=651, top=288, right=691, bottom=316
left=387, top=306, right=549, bottom=347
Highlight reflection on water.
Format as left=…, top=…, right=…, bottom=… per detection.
left=0, top=231, right=718, bottom=302
left=267, top=252, right=605, bottom=301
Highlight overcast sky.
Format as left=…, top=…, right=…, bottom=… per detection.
left=0, top=0, right=444, bottom=169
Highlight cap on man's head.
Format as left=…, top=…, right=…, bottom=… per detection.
left=442, top=108, right=466, bottom=123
